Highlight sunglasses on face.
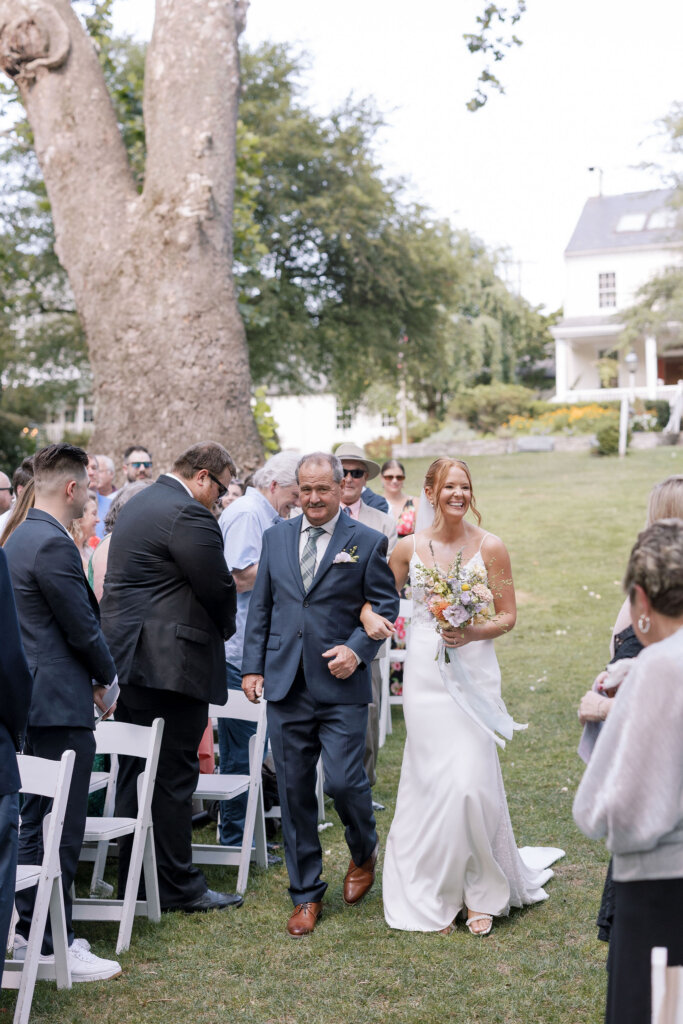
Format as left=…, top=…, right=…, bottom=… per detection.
left=383, top=474, right=404, bottom=482
left=342, top=468, right=366, bottom=479
left=208, top=472, right=228, bottom=499
left=0, top=486, right=13, bottom=493
left=129, top=461, right=152, bottom=469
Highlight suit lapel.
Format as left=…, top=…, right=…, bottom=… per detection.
left=307, top=513, right=354, bottom=595
left=286, top=518, right=307, bottom=597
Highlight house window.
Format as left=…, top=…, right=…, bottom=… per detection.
left=336, top=406, right=353, bottom=430
left=381, top=412, right=396, bottom=428
left=64, top=407, right=76, bottom=423
left=598, top=272, right=616, bottom=308
left=83, top=407, right=94, bottom=423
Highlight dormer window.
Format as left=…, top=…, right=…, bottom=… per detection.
left=598, top=272, right=616, bottom=308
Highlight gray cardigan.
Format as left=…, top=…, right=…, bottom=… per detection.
left=573, top=626, right=683, bottom=882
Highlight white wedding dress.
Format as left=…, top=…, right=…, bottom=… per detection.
left=383, top=545, right=563, bottom=932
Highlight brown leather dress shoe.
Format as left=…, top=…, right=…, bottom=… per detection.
left=287, top=901, right=323, bottom=937
left=343, top=841, right=379, bottom=905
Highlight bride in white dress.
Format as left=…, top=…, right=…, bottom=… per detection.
left=379, top=457, right=563, bottom=935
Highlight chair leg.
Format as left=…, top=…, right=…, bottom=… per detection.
left=116, top=824, right=146, bottom=955
left=49, top=880, right=71, bottom=990
left=141, top=829, right=160, bottom=923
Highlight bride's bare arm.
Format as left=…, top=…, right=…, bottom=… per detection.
left=389, top=536, right=412, bottom=592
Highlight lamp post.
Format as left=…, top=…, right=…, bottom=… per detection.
left=619, top=350, right=639, bottom=457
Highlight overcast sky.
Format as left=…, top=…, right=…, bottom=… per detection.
left=112, top=0, right=683, bottom=312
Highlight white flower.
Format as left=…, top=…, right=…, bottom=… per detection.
left=333, top=551, right=353, bottom=563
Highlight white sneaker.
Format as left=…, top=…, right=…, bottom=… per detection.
left=67, top=942, right=121, bottom=982
left=13, top=935, right=91, bottom=961
left=13, top=935, right=121, bottom=982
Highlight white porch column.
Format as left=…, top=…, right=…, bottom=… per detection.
left=645, top=335, right=658, bottom=399
left=555, top=337, right=568, bottom=401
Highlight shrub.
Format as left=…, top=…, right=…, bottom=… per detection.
left=650, top=400, right=672, bottom=431
left=0, top=411, right=38, bottom=475
left=593, top=420, right=627, bottom=456
left=364, top=436, right=394, bottom=462
left=450, top=384, right=538, bottom=434
left=504, top=402, right=619, bottom=436
left=407, top=418, right=440, bottom=443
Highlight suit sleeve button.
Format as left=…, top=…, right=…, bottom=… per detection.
left=297, top=630, right=302, bottom=638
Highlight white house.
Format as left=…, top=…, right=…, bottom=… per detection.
left=551, top=188, right=683, bottom=404
left=269, top=393, right=398, bottom=452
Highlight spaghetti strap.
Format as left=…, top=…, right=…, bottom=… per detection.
left=412, top=534, right=417, bottom=554
left=477, top=531, right=489, bottom=553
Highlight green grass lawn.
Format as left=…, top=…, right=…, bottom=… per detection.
left=4, top=448, right=680, bottom=1024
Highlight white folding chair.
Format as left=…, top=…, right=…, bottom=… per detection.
left=3, top=750, right=75, bottom=1024
left=652, top=947, right=683, bottom=1023
left=72, top=718, right=163, bottom=955
left=192, top=691, right=268, bottom=894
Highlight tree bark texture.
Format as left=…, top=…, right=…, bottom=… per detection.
left=0, top=0, right=262, bottom=473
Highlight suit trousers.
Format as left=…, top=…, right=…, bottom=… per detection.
left=267, top=665, right=377, bottom=905
left=0, top=791, right=19, bottom=983
left=363, top=659, right=382, bottom=788
left=15, top=726, right=96, bottom=954
left=114, top=687, right=209, bottom=909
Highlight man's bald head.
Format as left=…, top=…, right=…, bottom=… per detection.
left=0, top=471, right=12, bottom=513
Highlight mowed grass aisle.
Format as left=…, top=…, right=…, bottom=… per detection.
left=4, top=448, right=680, bottom=1024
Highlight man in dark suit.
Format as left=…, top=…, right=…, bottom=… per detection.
left=101, top=441, right=240, bottom=913
left=5, top=443, right=121, bottom=981
left=0, top=547, right=32, bottom=986
left=242, top=452, right=399, bottom=936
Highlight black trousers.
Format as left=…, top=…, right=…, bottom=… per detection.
left=606, top=877, right=683, bottom=1024
left=114, top=687, right=209, bottom=909
left=0, top=791, right=19, bottom=981
left=15, top=726, right=96, bottom=954
left=267, top=666, right=377, bottom=905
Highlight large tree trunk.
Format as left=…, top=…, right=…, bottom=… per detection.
left=0, top=0, right=262, bottom=473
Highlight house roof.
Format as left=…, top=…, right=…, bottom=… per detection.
left=565, top=188, right=678, bottom=254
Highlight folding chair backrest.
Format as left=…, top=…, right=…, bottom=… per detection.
left=93, top=719, right=162, bottom=760
left=17, top=751, right=74, bottom=801
left=209, top=690, right=263, bottom=724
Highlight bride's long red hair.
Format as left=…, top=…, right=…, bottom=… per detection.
left=424, top=458, right=482, bottom=526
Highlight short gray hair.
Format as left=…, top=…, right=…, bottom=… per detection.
left=252, top=451, right=301, bottom=490
left=94, top=455, right=115, bottom=475
left=296, top=452, right=343, bottom=484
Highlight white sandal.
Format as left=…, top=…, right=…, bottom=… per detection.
left=466, top=913, right=493, bottom=936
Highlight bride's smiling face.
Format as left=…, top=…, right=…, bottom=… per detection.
left=429, top=465, right=471, bottom=522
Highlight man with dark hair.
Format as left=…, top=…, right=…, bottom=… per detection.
left=101, top=441, right=240, bottom=913
left=122, top=444, right=153, bottom=483
left=4, top=443, right=121, bottom=981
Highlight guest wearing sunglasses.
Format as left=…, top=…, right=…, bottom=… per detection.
left=122, top=445, right=154, bottom=483
left=381, top=460, right=416, bottom=537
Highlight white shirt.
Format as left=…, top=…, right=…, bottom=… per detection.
left=297, top=509, right=341, bottom=572
left=163, top=472, right=194, bottom=498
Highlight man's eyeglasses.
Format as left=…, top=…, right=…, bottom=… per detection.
left=383, top=474, right=404, bottom=482
left=129, top=461, right=152, bottom=469
left=208, top=472, right=228, bottom=499
left=0, top=486, right=13, bottom=493
left=342, top=468, right=366, bottom=479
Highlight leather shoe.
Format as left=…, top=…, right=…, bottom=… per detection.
left=287, top=901, right=323, bottom=937
left=164, top=888, right=244, bottom=913
left=343, top=841, right=379, bottom=905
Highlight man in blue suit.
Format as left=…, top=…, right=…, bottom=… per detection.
left=0, top=547, right=32, bottom=986
left=242, top=452, right=399, bottom=936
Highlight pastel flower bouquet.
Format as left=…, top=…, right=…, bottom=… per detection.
left=414, top=545, right=493, bottom=661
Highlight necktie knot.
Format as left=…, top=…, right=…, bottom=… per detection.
left=342, top=506, right=352, bottom=517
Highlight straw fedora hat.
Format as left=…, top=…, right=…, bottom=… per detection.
left=333, top=442, right=381, bottom=480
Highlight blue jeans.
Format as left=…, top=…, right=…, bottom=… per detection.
left=217, top=662, right=265, bottom=846
left=0, top=791, right=19, bottom=985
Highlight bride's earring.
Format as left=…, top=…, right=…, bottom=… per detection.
left=637, top=613, right=651, bottom=634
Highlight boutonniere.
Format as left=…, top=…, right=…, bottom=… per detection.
left=333, top=545, right=359, bottom=564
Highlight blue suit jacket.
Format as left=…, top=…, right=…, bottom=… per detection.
left=242, top=513, right=399, bottom=704
left=362, top=487, right=389, bottom=515
left=5, top=509, right=117, bottom=730
left=0, top=548, right=32, bottom=795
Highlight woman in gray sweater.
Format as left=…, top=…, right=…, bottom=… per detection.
left=573, top=518, right=683, bottom=1024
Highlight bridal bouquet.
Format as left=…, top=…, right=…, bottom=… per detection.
left=414, top=547, right=494, bottom=644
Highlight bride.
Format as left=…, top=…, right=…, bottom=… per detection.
left=376, top=457, right=562, bottom=936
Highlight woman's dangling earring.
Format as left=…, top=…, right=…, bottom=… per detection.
left=637, top=613, right=651, bottom=634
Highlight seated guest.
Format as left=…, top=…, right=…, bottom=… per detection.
left=5, top=443, right=121, bottom=981
left=573, top=518, right=683, bottom=1024
left=0, top=547, right=32, bottom=987
left=69, top=490, right=100, bottom=574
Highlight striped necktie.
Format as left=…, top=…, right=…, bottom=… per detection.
left=300, top=526, right=324, bottom=591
